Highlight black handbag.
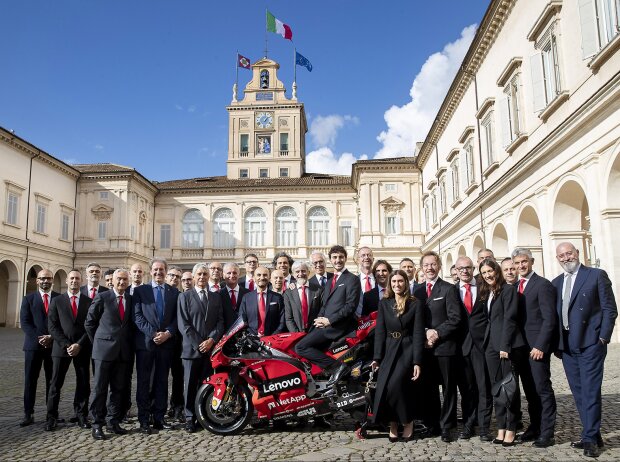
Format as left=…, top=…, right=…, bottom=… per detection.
left=491, top=359, right=517, bottom=408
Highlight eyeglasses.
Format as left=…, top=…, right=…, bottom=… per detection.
left=167, top=273, right=180, bottom=278
left=422, top=263, right=438, bottom=269
left=209, top=267, right=222, bottom=271
left=38, top=277, right=53, bottom=281
left=312, top=260, right=325, bottom=266
left=245, top=260, right=258, bottom=265
left=456, top=266, right=473, bottom=272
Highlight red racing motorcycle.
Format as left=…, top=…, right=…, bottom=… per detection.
left=194, top=313, right=377, bottom=435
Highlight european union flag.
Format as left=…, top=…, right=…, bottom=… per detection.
left=295, top=51, right=313, bottom=72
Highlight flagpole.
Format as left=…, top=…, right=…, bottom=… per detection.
left=265, top=8, right=268, bottom=57
left=235, top=50, right=239, bottom=87
left=293, top=47, right=297, bottom=84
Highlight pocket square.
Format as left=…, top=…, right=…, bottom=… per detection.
left=432, top=297, right=444, bottom=301
left=269, top=302, right=278, bottom=305
left=338, top=283, right=344, bottom=287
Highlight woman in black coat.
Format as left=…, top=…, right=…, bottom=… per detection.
left=479, top=258, right=527, bottom=447
left=371, top=269, right=425, bottom=442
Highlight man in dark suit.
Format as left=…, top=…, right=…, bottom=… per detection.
left=239, top=253, right=259, bottom=290
left=414, top=251, right=462, bottom=442
left=19, top=268, right=60, bottom=427
left=80, top=262, right=109, bottom=300
left=355, top=246, right=375, bottom=316
left=296, top=245, right=361, bottom=390
left=273, top=251, right=296, bottom=287
left=133, top=258, right=180, bottom=434
left=399, top=257, right=419, bottom=294
left=284, top=262, right=321, bottom=332
left=45, top=270, right=92, bottom=431
left=239, top=266, right=285, bottom=335
left=220, top=262, right=250, bottom=330
left=553, top=242, right=617, bottom=458
left=85, top=269, right=134, bottom=440
left=454, top=256, right=492, bottom=441
left=361, top=260, right=392, bottom=316
left=177, top=262, right=225, bottom=433
left=309, top=251, right=333, bottom=291
left=512, top=247, right=558, bottom=447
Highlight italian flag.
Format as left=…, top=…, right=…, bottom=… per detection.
left=266, top=10, right=293, bottom=40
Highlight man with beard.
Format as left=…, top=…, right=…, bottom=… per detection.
left=284, top=261, right=321, bottom=332
left=81, top=262, right=108, bottom=300
left=220, top=262, right=250, bottom=330
left=239, top=266, right=285, bottom=336
left=166, top=266, right=182, bottom=289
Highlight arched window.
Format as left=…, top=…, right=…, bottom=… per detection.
left=182, top=209, right=204, bottom=248
left=213, top=208, right=235, bottom=249
left=307, top=206, right=330, bottom=246
left=276, top=207, right=298, bottom=247
left=244, top=207, right=266, bottom=247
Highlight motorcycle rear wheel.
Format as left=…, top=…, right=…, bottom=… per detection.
left=194, top=382, right=253, bottom=435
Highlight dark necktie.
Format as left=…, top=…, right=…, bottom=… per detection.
left=156, top=285, right=164, bottom=324
left=71, top=295, right=78, bottom=319
left=320, top=276, right=326, bottom=287
left=199, top=289, right=207, bottom=306
left=464, top=283, right=473, bottom=314
left=43, top=293, right=49, bottom=314
left=301, top=285, right=309, bottom=329
left=118, top=295, right=125, bottom=321
left=258, top=292, right=266, bottom=335
left=518, top=278, right=526, bottom=294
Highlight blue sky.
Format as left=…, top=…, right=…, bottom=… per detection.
left=1, top=0, right=489, bottom=181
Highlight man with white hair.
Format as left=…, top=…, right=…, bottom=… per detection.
left=284, top=261, right=321, bottom=333
left=309, top=251, right=333, bottom=291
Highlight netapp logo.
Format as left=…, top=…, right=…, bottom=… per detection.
left=258, top=373, right=303, bottom=397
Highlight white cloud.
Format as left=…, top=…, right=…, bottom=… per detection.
left=94, top=144, right=104, bottom=151
left=374, top=24, right=477, bottom=159
left=188, top=105, right=197, bottom=113
left=309, top=114, right=359, bottom=147
left=306, top=147, right=368, bottom=175
left=175, top=104, right=183, bottom=111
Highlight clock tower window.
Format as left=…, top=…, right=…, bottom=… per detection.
left=260, top=69, right=269, bottom=89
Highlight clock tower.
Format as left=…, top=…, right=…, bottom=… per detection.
left=226, top=58, right=307, bottom=180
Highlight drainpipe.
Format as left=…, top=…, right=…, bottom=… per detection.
left=22, top=150, right=41, bottom=295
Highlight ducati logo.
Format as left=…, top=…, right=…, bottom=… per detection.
left=258, top=373, right=303, bottom=397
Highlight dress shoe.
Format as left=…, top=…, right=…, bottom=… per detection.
left=69, top=416, right=79, bottom=423
left=77, top=416, right=92, bottom=429
left=583, top=442, right=600, bottom=458
left=167, top=407, right=175, bottom=418
left=19, top=414, right=34, bottom=427
left=533, top=437, right=555, bottom=448
left=44, top=418, right=57, bottom=432
left=479, top=433, right=494, bottom=442
left=153, top=420, right=173, bottom=430
left=109, top=423, right=128, bottom=435
left=175, top=408, right=185, bottom=422
left=184, top=421, right=196, bottom=433
left=571, top=436, right=605, bottom=449
left=139, top=423, right=152, bottom=435
left=458, top=426, right=473, bottom=439
left=92, top=427, right=106, bottom=440
left=441, top=430, right=452, bottom=443
left=518, top=428, right=539, bottom=442
left=313, top=416, right=331, bottom=429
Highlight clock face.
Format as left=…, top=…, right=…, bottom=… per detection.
left=255, top=112, right=274, bottom=129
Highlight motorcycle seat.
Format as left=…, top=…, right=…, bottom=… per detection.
left=328, top=329, right=358, bottom=350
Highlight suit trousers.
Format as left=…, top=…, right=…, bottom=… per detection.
left=294, top=328, right=338, bottom=370
left=419, top=352, right=458, bottom=431
left=512, top=348, right=543, bottom=434
left=46, top=355, right=91, bottom=420
left=90, top=358, right=130, bottom=427
left=136, top=348, right=173, bottom=424
left=468, top=344, right=493, bottom=432
left=456, top=352, right=478, bottom=429
left=526, top=354, right=556, bottom=438
left=562, top=337, right=607, bottom=443
left=183, top=356, right=212, bottom=421
left=23, top=349, right=53, bottom=415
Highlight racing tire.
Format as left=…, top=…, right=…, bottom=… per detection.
left=194, top=382, right=253, bottom=435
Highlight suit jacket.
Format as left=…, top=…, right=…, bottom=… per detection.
left=552, top=265, right=618, bottom=351
left=80, top=285, right=109, bottom=299
left=85, top=290, right=134, bottom=362
left=516, top=273, right=558, bottom=354
left=47, top=292, right=92, bottom=357
left=414, top=278, right=462, bottom=356
left=20, top=291, right=61, bottom=351
left=483, top=283, right=526, bottom=353
left=239, top=290, right=285, bottom=336
left=220, top=285, right=251, bottom=330
left=133, top=283, right=180, bottom=351
left=318, top=269, right=361, bottom=338
left=308, top=272, right=333, bottom=292
left=361, top=286, right=388, bottom=316
left=177, top=288, right=225, bottom=359
left=283, top=285, right=321, bottom=332
left=454, top=281, right=488, bottom=355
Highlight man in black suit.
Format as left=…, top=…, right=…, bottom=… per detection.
left=273, top=251, right=296, bottom=287
left=208, top=261, right=223, bottom=292
left=296, top=245, right=361, bottom=390
left=133, top=258, right=180, bottom=434
left=220, top=262, right=250, bottom=330
left=239, top=266, right=285, bottom=335
left=85, top=269, right=134, bottom=440
left=177, top=262, right=225, bottom=433
left=129, top=263, right=145, bottom=295
left=361, top=260, right=392, bottom=316
left=19, top=268, right=60, bottom=427
left=501, top=258, right=518, bottom=285
left=104, top=269, right=115, bottom=290
left=239, top=253, right=259, bottom=290
left=399, top=257, right=418, bottom=294
left=45, top=270, right=92, bottom=431
left=284, top=262, right=321, bottom=332
left=308, top=251, right=333, bottom=291
left=355, top=246, right=375, bottom=316
left=512, top=247, right=558, bottom=448
left=454, top=256, right=492, bottom=441
left=80, top=262, right=108, bottom=300
left=414, top=251, right=463, bottom=442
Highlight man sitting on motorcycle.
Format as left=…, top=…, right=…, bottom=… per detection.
left=295, top=245, right=361, bottom=392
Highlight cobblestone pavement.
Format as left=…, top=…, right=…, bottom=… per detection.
left=1, top=327, right=618, bottom=461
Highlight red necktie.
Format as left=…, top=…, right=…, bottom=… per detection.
left=364, top=276, right=372, bottom=293
left=71, top=295, right=78, bottom=319
left=518, top=279, right=526, bottom=294
left=90, top=287, right=97, bottom=299
left=43, top=293, right=49, bottom=314
left=257, top=292, right=266, bottom=335
left=330, top=273, right=339, bottom=292
left=214, top=284, right=219, bottom=291
left=426, top=282, right=432, bottom=298
left=230, top=289, right=237, bottom=308
left=301, top=286, right=309, bottom=329
left=464, top=283, right=473, bottom=314
left=118, top=296, right=125, bottom=321
left=249, top=279, right=255, bottom=291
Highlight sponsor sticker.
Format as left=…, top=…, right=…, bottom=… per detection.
left=258, top=373, right=303, bottom=397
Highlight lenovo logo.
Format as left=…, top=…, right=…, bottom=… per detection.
left=258, top=373, right=303, bottom=397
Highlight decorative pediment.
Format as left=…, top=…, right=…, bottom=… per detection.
left=91, top=203, right=113, bottom=221
left=380, top=196, right=405, bottom=214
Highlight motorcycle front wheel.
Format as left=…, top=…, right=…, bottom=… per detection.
left=194, top=382, right=253, bottom=435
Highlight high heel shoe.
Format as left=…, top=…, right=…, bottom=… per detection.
left=388, top=434, right=399, bottom=443
left=502, top=439, right=517, bottom=447
left=493, top=438, right=504, bottom=444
